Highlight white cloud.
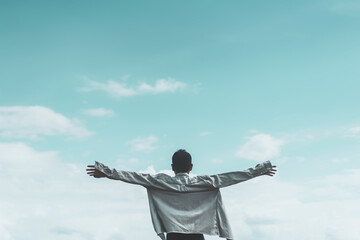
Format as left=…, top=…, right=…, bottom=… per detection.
left=0, top=142, right=154, bottom=240
left=331, top=157, right=349, bottom=163
left=1, top=142, right=360, bottom=240
left=211, top=158, right=224, bottom=164
left=127, top=136, right=158, bottom=152
left=128, top=157, right=139, bottom=163
left=220, top=170, right=360, bottom=240
left=137, top=78, right=186, bottom=94
left=82, top=108, right=114, bottom=117
left=0, top=142, right=59, bottom=177
left=0, top=106, right=93, bottom=139
left=81, top=80, right=137, bottom=97
left=326, top=0, right=360, bottom=17
left=140, top=165, right=175, bottom=176
left=139, top=166, right=198, bottom=177
left=349, top=126, right=360, bottom=132
left=199, top=131, right=214, bottom=136
left=115, top=157, right=139, bottom=169
left=80, top=78, right=186, bottom=97
left=347, top=126, right=360, bottom=138
left=236, top=134, right=283, bottom=161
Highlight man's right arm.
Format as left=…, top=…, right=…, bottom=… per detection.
left=86, top=161, right=159, bottom=188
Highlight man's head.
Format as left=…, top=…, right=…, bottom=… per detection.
left=172, top=149, right=193, bottom=174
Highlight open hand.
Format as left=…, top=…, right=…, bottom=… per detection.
left=86, top=165, right=106, bottom=178
left=263, top=165, right=277, bottom=176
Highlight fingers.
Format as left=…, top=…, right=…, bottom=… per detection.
left=86, top=166, right=105, bottom=178
left=86, top=165, right=97, bottom=177
left=87, top=171, right=99, bottom=177
left=263, top=169, right=277, bottom=176
left=264, top=173, right=275, bottom=176
left=86, top=165, right=95, bottom=172
left=269, top=165, right=277, bottom=173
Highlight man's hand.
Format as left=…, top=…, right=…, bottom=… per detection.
left=263, top=165, right=277, bottom=176
left=86, top=165, right=107, bottom=178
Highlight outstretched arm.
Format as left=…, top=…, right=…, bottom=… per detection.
left=208, top=161, right=277, bottom=188
left=86, top=161, right=165, bottom=189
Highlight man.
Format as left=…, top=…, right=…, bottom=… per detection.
left=87, top=149, right=277, bottom=240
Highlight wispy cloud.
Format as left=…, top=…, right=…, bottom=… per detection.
left=0, top=142, right=59, bottom=176
left=331, top=157, right=350, bottom=163
left=236, top=134, right=283, bottom=161
left=137, top=79, right=186, bottom=94
left=0, top=142, right=153, bottom=239
left=211, top=158, right=224, bottom=164
left=139, top=165, right=198, bottom=177
left=347, top=126, right=360, bottom=138
left=127, top=136, right=158, bottom=152
left=82, top=108, right=114, bottom=117
left=81, top=80, right=136, bottom=96
left=115, top=157, right=140, bottom=169
left=80, top=78, right=186, bottom=97
left=199, top=131, right=214, bottom=136
left=0, top=106, right=93, bottom=139
left=139, top=165, right=175, bottom=176
left=326, top=0, right=360, bottom=17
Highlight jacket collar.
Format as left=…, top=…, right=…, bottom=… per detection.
left=175, top=172, right=189, bottom=176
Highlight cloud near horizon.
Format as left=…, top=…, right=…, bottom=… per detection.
left=347, top=126, right=360, bottom=138
left=0, top=106, right=93, bottom=139
left=82, top=108, right=114, bottom=117
left=199, top=131, right=214, bottom=136
left=127, top=135, right=158, bottom=152
left=80, top=78, right=187, bottom=98
left=1, top=142, right=359, bottom=240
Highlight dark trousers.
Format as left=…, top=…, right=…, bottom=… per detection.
left=166, top=233, right=205, bottom=240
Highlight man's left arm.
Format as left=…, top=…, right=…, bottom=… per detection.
left=208, top=161, right=277, bottom=188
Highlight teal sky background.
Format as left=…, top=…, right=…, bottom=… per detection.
left=1, top=0, right=360, bottom=179
left=1, top=1, right=360, bottom=239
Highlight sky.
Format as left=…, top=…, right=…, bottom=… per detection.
left=1, top=0, right=360, bottom=239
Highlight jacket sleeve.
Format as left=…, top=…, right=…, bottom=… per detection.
left=208, top=161, right=273, bottom=188
left=94, top=161, right=160, bottom=188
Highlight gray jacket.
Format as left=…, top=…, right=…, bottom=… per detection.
left=95, top=161, right=273, bottom=240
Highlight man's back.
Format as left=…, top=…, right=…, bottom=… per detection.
left=148, top=187, right=232, bottom=239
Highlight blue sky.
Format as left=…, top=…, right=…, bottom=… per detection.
left=1, top=1, right=360, bottom=239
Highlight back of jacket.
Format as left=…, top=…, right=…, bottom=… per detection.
left=147, top=187, right=233, bottom=239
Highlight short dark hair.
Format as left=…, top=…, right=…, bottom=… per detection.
left=172, top=149, right=192, bottom=173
